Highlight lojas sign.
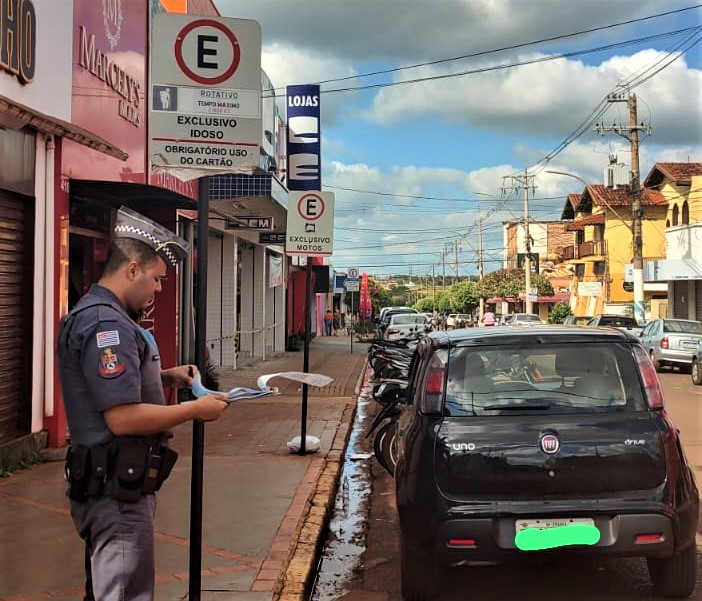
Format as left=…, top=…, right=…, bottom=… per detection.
left=286, top=84, right=321, bottom=191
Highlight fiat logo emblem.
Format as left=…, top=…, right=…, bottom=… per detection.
left=540, top=434, right=560, bottom=454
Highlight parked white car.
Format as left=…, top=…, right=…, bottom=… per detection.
left=384, top=313, right=430, bottom=340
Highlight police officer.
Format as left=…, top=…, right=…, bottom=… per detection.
left=57, top=206, right=228, bottom=601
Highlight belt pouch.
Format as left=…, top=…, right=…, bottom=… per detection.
left=154, top=446, right=178, bottom=492
left=86, top=445, right=108, bottom=497
left=111, top=443, right=147, bottom=502
left=65, top=446, right=90, bottom=502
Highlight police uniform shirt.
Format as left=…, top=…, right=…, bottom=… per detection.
left=58, top=285, right=164, bottom=448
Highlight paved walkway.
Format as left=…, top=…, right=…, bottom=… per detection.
left=0, top=336, right=366, bottom=601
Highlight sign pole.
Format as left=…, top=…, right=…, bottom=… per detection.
left=350, top=290, right=354, bottom=354
left=299, top=256, right=312, bottom=455
left=189, top=176, right=209, bottom=601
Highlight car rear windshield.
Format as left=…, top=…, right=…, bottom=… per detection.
left=598, top=315, right=638, bottom=327
left=663, top=320, right=702, bottom=334
left=444, top=342, right=647, bottom=416
left=392, top=314, right=427, bottom=325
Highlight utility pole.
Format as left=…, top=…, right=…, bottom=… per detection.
left=503, top=171, right=536, bottom=313
left=454, top=239, right=459, bottom=280
left=432, top=264, right=436, bottom=313
left=478, top=217, right=485, bottom=320
left=441, top=248, right=446, bottom=291
left=596, top=91, right=650, bottom=324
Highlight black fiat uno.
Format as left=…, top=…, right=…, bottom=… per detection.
left=393, top=326, right=698, bottom=600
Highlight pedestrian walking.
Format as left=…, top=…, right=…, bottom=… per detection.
left=324, top=308, right=334, bottom=336
left=56, top=206, right=228, bottom=601
left=333, top=310, right=341, bottom=336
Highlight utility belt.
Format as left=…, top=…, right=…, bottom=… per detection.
left=65, top=438, right=178, bottom=503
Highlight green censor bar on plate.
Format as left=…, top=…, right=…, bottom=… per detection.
left=515, top=524, right=601, bottom=551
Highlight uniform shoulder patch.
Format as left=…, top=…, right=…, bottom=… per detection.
left=96, top=330, right=120, bottom=348
left=98, top=347, right=125, bottom=378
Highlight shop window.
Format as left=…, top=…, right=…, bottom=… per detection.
left=575, top=264, right=585, bottom=278
left=681, top=201, right=689, bottom=225
left=672, top=204, right=679, bottom=226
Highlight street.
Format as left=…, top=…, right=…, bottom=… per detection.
left=336, top=369, right=702, bottom=601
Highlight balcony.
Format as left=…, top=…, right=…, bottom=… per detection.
left=562, top=239, right=606, bottom=260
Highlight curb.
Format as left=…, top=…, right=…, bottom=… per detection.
left=273, top=400, right=357, bottom=601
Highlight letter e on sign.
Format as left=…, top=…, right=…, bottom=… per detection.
left=297, top=193, right=325, bottom=222
left=174, top=19, right=241, bottom=84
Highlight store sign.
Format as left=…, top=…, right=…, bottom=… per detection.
left=286, top=84, right=321, bottom=191
left=0, top=0, right=37, bottom=84
left=77, top=25, right=141, bottom=126
left=150, top=14, right=261, bottom=171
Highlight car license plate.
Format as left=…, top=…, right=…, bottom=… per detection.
left=515, top=517, right=594, bottom=532
left=681, top=340, right=698, bottom=349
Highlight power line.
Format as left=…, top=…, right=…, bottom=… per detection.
left=263, top=4, right=702, bottom=93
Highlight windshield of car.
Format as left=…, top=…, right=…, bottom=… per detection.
left=514, top=314, right=541, bottom=322
left=443, top=342, right=647, bottom=416
left=663, top=320, right=702, bottom=334
left=391, top=314, right=427, bottom=326
left=597, top=315, right=639, bottom=327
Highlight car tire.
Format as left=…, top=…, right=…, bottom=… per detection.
left=692, top=359, right=702, bottom=386
left=647, top=544, right=697, bottom=599
left=650, top=350, right=662, bottom=372
left=400, top=537, right=438, bottom=601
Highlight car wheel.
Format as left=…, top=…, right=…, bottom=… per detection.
left=650, top=350, right=661, bottom=372
left=692, top=359, right=702, bottom=386
left=400, top=537, right=438, bottom=601
left=647, top=544, right=697, bottom=598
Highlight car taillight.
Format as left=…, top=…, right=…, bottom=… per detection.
left=660, top=336, right=669, bottom=349
left=633, top=345, right=665, bottom=409
left=387, top=328, right=400, bottom=335
left=421, top=350, right=447, bottom=414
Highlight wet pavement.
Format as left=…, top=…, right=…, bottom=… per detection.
left=309, top=364, right=374, bottom=601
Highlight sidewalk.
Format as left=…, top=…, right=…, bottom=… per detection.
left=0, top=336, right=366, bottom=601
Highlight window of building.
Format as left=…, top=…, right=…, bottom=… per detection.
left=594, top=261, right=606, bottom=277
left=682, top=201, right=689, bottom=225
left=575, top=263, right=585, bottom=278
left=672, top=204, right=679, bottom=226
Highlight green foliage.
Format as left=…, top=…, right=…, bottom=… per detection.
left=449, top=281, right=479, bottom=312
left=414, top=296, right=435, bottom=312
left=476, top=269, right=554, bottom=300
left=548, top=301, right=573, bottom=324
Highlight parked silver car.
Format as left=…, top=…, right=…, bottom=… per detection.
left=639, top=318, right=702, bottom=372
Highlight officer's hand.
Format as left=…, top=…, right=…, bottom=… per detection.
left=192, top=394, right=228, bottom=421
left=162, top=364, right=199, bottom=388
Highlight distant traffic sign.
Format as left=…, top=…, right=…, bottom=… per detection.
left=348, top=267, right=359, bottom=278
left=345, top=280, right=360, bottom=292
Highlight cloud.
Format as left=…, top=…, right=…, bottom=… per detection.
left=367, top=50, right=702, bottom=145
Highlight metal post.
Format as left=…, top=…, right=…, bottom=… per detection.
left=189, top=176, right=209, bottom=601
left=299, top=256, right=312, bottom=455
left=524, top=171, right=533, bottom=314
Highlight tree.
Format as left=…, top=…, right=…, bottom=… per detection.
left=548, top=301, right=572, bottom=324
left=476, top=269, right=553, bottom=301
left=449, top=281, right=479, bottom=312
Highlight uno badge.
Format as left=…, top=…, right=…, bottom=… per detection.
left=99, top=347, right=125, bottom=378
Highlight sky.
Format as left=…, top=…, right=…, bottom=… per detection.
left=213, top=0, right=702, bottom=278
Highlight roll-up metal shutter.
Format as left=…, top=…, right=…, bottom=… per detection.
left=695, top=280, right=702, bottom=321
left=0, top=192, right=32, bottom=442
left=672, top=280, right=688, bottom=319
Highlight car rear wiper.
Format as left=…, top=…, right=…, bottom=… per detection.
left=483, top=402, right=552, bottom=410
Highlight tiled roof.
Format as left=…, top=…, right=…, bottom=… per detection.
left=645, top=162, right=702, bottom=186
left=565, top=212, right=605, bottom=231
left=567, top=193, right=581, bottom=207
left=586, top=184, right=667, bottom=208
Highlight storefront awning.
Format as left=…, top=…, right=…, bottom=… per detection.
left=70, top=179, right=197, bottom=210
left=0, top=94, right=127, bottom=161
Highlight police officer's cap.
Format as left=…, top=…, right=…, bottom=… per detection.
left=113, top=205, right=190, bottom=267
